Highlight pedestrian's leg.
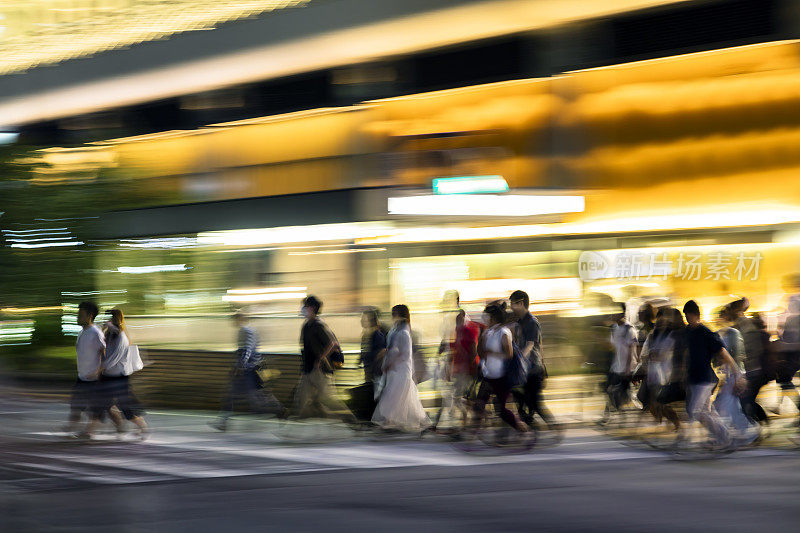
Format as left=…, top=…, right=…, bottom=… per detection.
left=491, top=380, right=524, bottom=431
left=691, top=383, right=730, bottom=445
left=82, top=381, right=108, bottom=438
left=513, top=382, right=529, bottom=423
left=115, top=379, right=148, bottom=438
left=292, top=374, right=314, bottom=418
left=472, top=380, right=491, bottom=431
left=452, top=375, right=469, bottom=426
left=242, top=370, right=285, bottom=417
left=659, top=399, right=680, bottom=431
left=315, top=371, right=357, bottom=424
left=108, top=407, right=125, bottom=433
left=65, top=381, right=89, bottom=432
left=432, top=380, right=454, bottom=429
left=221, top=375, right=242, bottom=420
left=210, top=374, right=241, bottom=430
left=528, top=374, right=558, bottom=430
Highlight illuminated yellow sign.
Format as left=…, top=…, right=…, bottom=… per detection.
left=0, top=0, right=311, bottom=75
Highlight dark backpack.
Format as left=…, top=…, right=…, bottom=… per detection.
left=322, top=322, right=345, bottom=370
left=505, top=342, right=530, bottom=388
left=329, top=346, right=345, bottom=368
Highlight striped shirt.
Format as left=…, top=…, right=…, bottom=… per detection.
left=237, top=326, right=261, bottom=370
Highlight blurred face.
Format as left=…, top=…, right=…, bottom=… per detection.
left=301, top=306, right=312, bottom=319
left=484, top=313, right=500, bottom=326
left=77, top=308, right=91, bottom=327
left=360, top=313, right=370, bottom=329
left=510, top=299, right=527, bottom=317
left=685, top=312, right=700, bottom=326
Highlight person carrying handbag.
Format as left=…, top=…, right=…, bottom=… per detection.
left=211, top=311, right=286, bottom=431
left=99, top=309, right=149, bottom=440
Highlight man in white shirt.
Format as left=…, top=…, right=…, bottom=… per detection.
left=601, top=303, right=639, bottom=424
left=64, top=301, right=107, bottom=438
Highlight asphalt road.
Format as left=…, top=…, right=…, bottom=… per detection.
left=1, top=399, right=798, bottom=533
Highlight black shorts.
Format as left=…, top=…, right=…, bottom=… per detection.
left=98, top=375, right=144, bottom=420
left=69, top=379, right=104, bottom=419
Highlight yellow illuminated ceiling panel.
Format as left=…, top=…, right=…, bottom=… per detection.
left=0, top=0, right=311, bottom=75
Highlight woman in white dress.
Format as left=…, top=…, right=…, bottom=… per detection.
left=372, top=305, right=431, bottom=431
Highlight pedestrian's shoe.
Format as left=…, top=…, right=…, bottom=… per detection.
left=739, top=425, right=762, bottom=447
left=208, top=419, right=227, bottom=432
left=75, top=431, right=93, bottom=441
left=58, top=424, right=78, bottom=436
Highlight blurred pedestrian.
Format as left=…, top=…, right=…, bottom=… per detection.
left=98, top=309, right=148, bottom=439
left=681, top=300, right=746, bottom=449
left=359, top=307, right=386, bottom=384
left=713, top=305, right=760, bottom=445
left=372, top=305, right=430, bottom=432
left=638, top=307, right=682, bottom=432
left=348, top=307, right=386, bottom=420
left=63, top=302, right=106, bottom=439
left=210, top=311, right=285, bottom=431
left=431, top=309, right=479, bottom=432
left=599, top=303, right=639, bottom=425
left=473, top=303, right=526, bottom=435
left=773, top=295, right=800, bottom=415
left=636, top=302, right=656, bottom=355
left=730, top=299, right=770, bottom=424
left=509, top=290, right=560, bottom=433
left=292, top=296, right=357, bottom=424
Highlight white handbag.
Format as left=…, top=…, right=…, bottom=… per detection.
left=124, top=345, right=144, bottom=376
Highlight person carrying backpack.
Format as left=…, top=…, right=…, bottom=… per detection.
left=510, top=290, right=561, bottom=434
left=472, top=303, right=527, bottom=434
left=291, top=296, right=358, bottom=424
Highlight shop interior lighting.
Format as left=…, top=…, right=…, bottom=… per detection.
left=360, top=206, right=800, bottom=245
left=387, top=194, right=585, bottom=217
left=223, top=287, right=308, bottom=303
left=287, top=247, right=386, bottom=256
left=198, top=223, right=393, bottom=247
left=226, top=287, right=307, bottom=295
left=0, top=1, right=311, bottom=75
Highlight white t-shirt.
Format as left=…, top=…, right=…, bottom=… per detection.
left=610, top=322, right=638, bottom=375
left=76, top=324, right=105, bottom=381
left=643, top=331, right=675, bottom=386
left=102, top=325, right=130, bottom=377
left=481, top=325, right=512, bottom=379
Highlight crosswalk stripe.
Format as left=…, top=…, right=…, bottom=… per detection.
left=11, top=461, right=173, bottom=485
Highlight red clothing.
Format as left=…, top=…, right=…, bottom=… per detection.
left=451, top=321, right=480, bottom=376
